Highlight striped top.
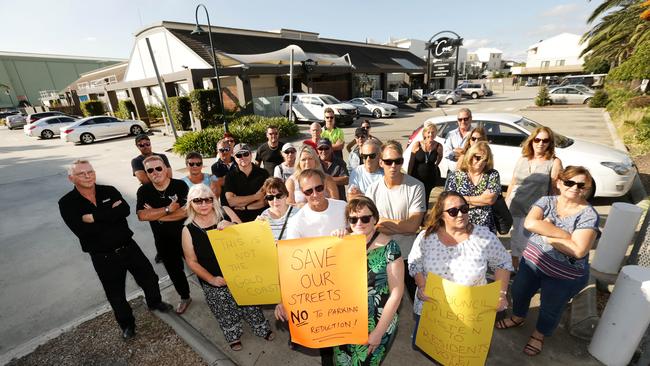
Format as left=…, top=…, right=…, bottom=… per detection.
left=258, top=205, right=300, bottom=240
left=522, top=196, right=600, bottom=279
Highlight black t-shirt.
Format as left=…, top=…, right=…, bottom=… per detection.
left=323, top=158, right=349, bottom=201
left=131, top=153, right=171, bottom=176
left=136, top=179, right=188, bottom=243
left=255, top=142, right=284, bottom=176
left=223, top=166, right=269, bottom=222
left=210, top=158, right=238, bottom=206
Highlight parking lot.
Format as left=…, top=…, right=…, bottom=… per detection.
left=0, top=87, right=627, bottom=358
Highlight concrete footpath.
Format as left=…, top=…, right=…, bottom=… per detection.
left=158, top=275, right=603, bottom=366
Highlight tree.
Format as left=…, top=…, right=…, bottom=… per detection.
left=608, top=40, right=650, bottom=80
left=535, top=86, right=551, bottom=107
left=583, top=55, right=611, bottom=74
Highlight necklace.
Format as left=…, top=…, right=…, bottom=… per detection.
left=366, top=231, right=380, bottom=250
left=156, top=186, right=167, bottom=199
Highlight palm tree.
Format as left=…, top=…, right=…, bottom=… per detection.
left=581, top=0, right=650, bottom=67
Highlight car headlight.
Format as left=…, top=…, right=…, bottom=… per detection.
left=601, top=162, right=633, bottom=175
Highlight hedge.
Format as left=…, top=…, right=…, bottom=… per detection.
left=189, top=89, right=220, bottom=127
left=80, top=101, right=105, bottom=116
left=168, top=96, right=192, bottom=131
left=173, top=115, right=299, bottom=157
left=589, top=90, right=609, bottom=108
left=115, top=100, right=136, bottom=120
left=146, top=104, right=164, bottom=119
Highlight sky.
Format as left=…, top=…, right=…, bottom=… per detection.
left=0, top=0, right=600, bottom=62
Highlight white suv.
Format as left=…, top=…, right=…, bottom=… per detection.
left=455, top=83, right=486, bottom=99
left=280, top=93, right=358, bottom=126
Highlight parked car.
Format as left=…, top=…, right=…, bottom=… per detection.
left=280, top=93, right=358, bottom=125
left=455, top=83, right=485, bottom=99
left=482, top=84, right=494, bottom=96
left=346, top=97, right=398, bottom=118
left=24, top=115, right=78, bottom=139
left=525, top=79, right=538, bottom=87
left=563, top=84, right=596, bottom=94
left=26, top=111, right=74, bottom=125
left=0, top=110, right=20, bottom=119
left=403, top=113, right=635, bottom=198
left=5, top=114, right=27, bottom=129
left=60, top=116, right=147, bottom=144
left=424, top=89, right=462, bottom=105
left=548, top=86, right=594, bottom=105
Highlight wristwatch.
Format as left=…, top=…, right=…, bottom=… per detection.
left=165, top=206, right=170, bottom=215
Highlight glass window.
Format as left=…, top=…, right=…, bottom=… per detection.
left=481, top=121, right=527, bottom=147
left=310, top=97, right=323, bottom=106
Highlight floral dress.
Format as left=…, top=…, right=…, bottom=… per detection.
left=334, top=240, right=402, bottom=366
left=445, top=169, right=501, bottom=233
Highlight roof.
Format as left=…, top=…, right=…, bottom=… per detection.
left=65, top=61, right=129, bottom=91
left=0, top=50, right=125, bottom=62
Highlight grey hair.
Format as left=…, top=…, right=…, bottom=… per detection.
left=361, top=139, right=380, bottom=152
left=457, top=108, right=472, bottom=118
left=184, top=184, right=224, bottom=225
left=67, top=159, right=90, bottom=175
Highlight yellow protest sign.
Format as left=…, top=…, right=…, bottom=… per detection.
left=416, top=273, right=500, bottom=366
left=207, top=220, right=281, bottom=305
left=277, top=235, right=368, bottom=348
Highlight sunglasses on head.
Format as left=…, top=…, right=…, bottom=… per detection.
left=192, top=197, right=214, bottom=204
left=381, top=157, right=404, bottom=166
left=146, top=166, right=164, bottom=174
left=348, top=215, right=373, bottom=225
left=284, top=149, right=296, bottom=154
left=457, top=117, right=471, bottom=122
left=137, top=142, right=151, bottom=148
left=265, top=193, right=285, bottom=201
left=533, top=137, right=550, bottom=144
left=187, top=161, right=202, bottom=167
left=302, top=184, right=325, bottom=196
left=444, top=204, right=470, bottom=217
left=218, top=147, right=230, bottom=153
left=563, top=180, right=587, bottom=189
left=360, top=153, right=377, bottom=160
left=234, top=151, right=250, bottom=158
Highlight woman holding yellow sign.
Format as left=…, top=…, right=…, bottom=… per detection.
left=331, top=196, right=404, bottom=366
left=181, top=184, right=275, bottom=351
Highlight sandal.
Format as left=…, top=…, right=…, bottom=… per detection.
left=175, top=298, right=192, bottom=315
left=524, top=335, right=544, bottom=356
left=229, top=340, right=242, bottom=351
left=264, top=330, right=275, bottom=341
left=496, top=316, right=525, bottom=329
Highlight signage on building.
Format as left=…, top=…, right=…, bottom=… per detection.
left=387, top=92, right=399, bottom=102
left=302, top=59, right=317, bottom=74
left=371, top=90, right=383, bottom=100
left=431, top=37, right=456, bottom=59
left=432, top=62, right=454, bottom=78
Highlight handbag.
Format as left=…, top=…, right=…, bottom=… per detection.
left=492, top=194, right=513, bottom=235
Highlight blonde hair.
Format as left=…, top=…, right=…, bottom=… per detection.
left=294, top=144, right=324, bottom=175
left=184, top=184, right=224, bottom=225
left=458, top=141, right=494, bottom=172
left=522, top=126, right=556, bottom=160
left=421, top=123, right=438, bottom=138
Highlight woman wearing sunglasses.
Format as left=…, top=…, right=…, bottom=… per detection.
left=257, top=177, right=299, bottom=240
left=182, top=152, right=219, bottom=195
left=407, top=123, right=443, bottom=208
left=445, top=141, right=501, bottom=233
left=457, top=126, right=487, bottom=164
left=497, top=166, right=599, bottom=357
left=285, top=145, right=338, bottom=206
left=330, top=196, right=404, bottom=366
left=506, top=126, right=563, bottom=270
left=408, top=191, right=512, bottom=353
left=181, top=184, right=275, bottom=351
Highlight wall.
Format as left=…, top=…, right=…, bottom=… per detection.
left=526, top=33, right=586, bottom=68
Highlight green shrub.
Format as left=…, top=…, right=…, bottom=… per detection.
left=189, top=89, right=220, bottom=127
left=636, top=115, right=650, bottom=142
left=605, top=87, right=639, bottom=114
left=173, top=115, right=299, bottom=157
left=80, top=101, right=105, bottom=116
left=534, top=86, right=550, bottom=106
left=115, top=100, right=136, bottom=120
left=626, top=96, right=650, bottom=109
left=168, top=96, right=192, bottom=130
left=146, top=104, right=164, bottom=119
left=589, top=90, right=609, bottom=108
left=609, top=41, right=650, bottom=81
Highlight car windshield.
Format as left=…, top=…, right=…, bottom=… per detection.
left=514, top=117, right=573, bottom=148
left=321, top=96, right=341, bottom=105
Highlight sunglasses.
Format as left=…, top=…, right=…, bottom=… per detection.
left=218, top=147, right=230, bottom=153
left=234, top=151, right=250, bottom=158
left=324, top=116, right=335, bottom=120
left=457, top=117, right=471, bottom=122
left=317, top=146, right=331, bottom=151
left=137, top=142, right=151, bottom=148
left=265, top=193, right=285, bottom=201
left=146, top=166, right=164, bottom=174
left=472, top=155, right=484, bottom=162
left=533, top=138, right=550, bottom=144
left=348, top=215, right=373, bottom=225
left=381, top=157, right=404, bottom=166
left=302, top=184, right=325, bottom=196
left=187, top=162, right=202, bottom=167
left=284, top=149, right=297, bottom=154
left=360, top=153, right=377, bottom=160
left=444, top=204, right=470, bottom=217
left=470, top=137, right=481, bottom=141
left=192, top=197, right=214, bottom=204
left=563, top=180, right=587, bottom=189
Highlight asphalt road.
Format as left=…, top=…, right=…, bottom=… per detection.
left=0, top=87, right=624, bottom=359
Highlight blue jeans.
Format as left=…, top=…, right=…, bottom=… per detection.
left=511, top=258, right=589, bottom=336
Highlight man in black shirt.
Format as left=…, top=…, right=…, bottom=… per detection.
left=136, top=155, right=192, bottom=315
left=317, top=138, right=349, bottom=201
left=210, top=138, right=238, bottom=207
left=131, top=134, right=172, bottom=185
left=58, top=159, right=171, bottom=340
left=255, top=125, right=284, bottom=175
left=224, top=143, right=268, bottom=222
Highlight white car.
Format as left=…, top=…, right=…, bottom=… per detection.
left=346, top=97, right=398, bottom=118
left=24, top=115, right=78, bottom=139
left=548, top=86, right=594, bottom=105
left=280, top=93, right=358, bottom=125
left=60, top=116, right=147, bottom=144
left=403, top=113, right=636, bottom=198
left=424, top=89, right=462, bottom=105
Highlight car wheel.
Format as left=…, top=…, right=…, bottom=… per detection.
left=130, top=125, right=143, bottom=135
left=80, top=133, right=95, bottom=144
left=545, top=99, right=553, bottom=106
left=41, top=129, right=54, bottom=139
left=471, top=92, right=479, bottom=99
left=446, top=98, right=454, bottom=105
left=584, top=98, right=592, bottom=105
left=286, top=111, right=297, bottom=124
left=372, top=109, right=382, bottom=118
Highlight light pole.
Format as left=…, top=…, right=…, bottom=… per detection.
left=425, top=31, right=463, bottom=90
left=192, top=4, right=228, bottom=132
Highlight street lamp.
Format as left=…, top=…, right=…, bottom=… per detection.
left=425, top=31, right=463, bottom=90
left=192, top=4, right=228, bottom=132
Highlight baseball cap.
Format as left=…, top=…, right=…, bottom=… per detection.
left=281, top=143, right=295, bottom=152
left=317, top=138, right=332, bottom=148
left=233, top=143, right=251, bottom=155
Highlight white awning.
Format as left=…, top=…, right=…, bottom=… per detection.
left=218, top=45, right=352, bottom=67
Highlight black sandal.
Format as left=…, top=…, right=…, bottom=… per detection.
left=496, top=316, right=525, bottom=329
left=229, top=340, right=242, bottom=351
left=264, top=330, right=275, bottom=341
left=524, top=335, right=544, bottom=356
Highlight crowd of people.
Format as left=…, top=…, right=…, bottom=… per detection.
left=58, top=106, right=600, bottom=364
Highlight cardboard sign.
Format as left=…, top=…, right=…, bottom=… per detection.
left=277, top=235, right=368, bottom=348
left=416, top=273, right=500, bottom=366
left=207, top=221, right=281, bottom=305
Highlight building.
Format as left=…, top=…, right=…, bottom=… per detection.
left=0, top=51, right=123, bottom=108
left=66, top=21, right=426, bottom=123
left=511, top=33, right=586, bottom=80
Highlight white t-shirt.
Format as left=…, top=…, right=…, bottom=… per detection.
left=365, top=174, right=426, bottom=255
left=349, top=166, right=384, bottom=194
left=285, top=198, right=347, bottom=239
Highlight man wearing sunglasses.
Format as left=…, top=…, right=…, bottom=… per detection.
left=443, top=108, right=473, bottom=171
left=59, top=160, right=172, bottom=340
left=224, top=143, right=269, bottom=222
left=131, top=134, right=172, bottom=185
left=320, top=108, right=345, bottom=160
left=136, top=155, right=192, bottom=315
left=210, top=138, right=238, bottom=207
left=347, top=127, right=368, bottom=171
left=317, top=138, right=349, bottom=201
left=182, top=152, right=219, bottom=195
left=366, top=140, right=426, bottom=302
left=274, top=143, right=297, bottom=181
left=255, top=126, right=285, bottom=176
left=348, top=140, right=384, bottom=198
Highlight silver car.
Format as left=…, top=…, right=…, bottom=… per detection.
left=548, top=86, right=594, bottom=104
left=425, top=89, right=462, bottom=105
left=346, top=97, right=398, bottom=118
left=5, top=114, right=27, bottom=129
